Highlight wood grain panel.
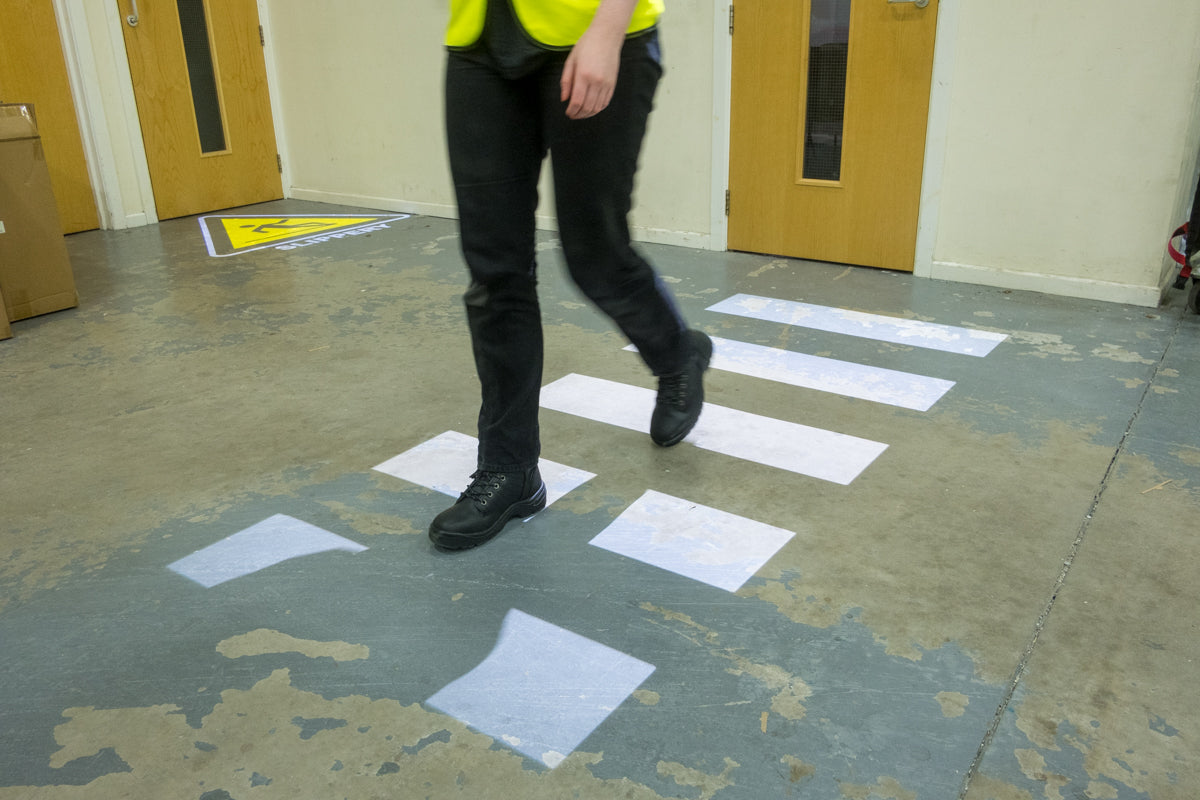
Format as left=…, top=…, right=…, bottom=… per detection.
left=0, top=0, right=100, bottom=233
left=729, top=0, right=938, bottom=271
left=121, top=0, right=282, bottom=220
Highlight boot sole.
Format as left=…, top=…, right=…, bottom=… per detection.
left=429, top=481, right=547, bottom=551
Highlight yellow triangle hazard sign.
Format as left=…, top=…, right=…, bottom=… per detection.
left=222, top=217, right=377, bottom=249
left=198, top=213, right=411, bottom=257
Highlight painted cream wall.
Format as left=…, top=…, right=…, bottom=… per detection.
left=261, top=2, right=451, bottom=216
left=635, top=0, right=716, bottom=247
left=262, top=0, right=716, bottom=248
left=62, top=0, right=1200, bottom=306
left=928, top=0, right=1200, bottom=305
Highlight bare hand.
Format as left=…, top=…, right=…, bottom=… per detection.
left=560, top=26, right=623, bottom=120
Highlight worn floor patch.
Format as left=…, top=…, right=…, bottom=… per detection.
left=217, top=629, right=369, bottom=662
left=0, top=668, right=677, bottom=800
left=968, top=454, right=1200, bottom=798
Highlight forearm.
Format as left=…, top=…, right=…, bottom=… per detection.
left=561, top=0, right=642, bottom=118
left=586, top=0, right=639, bottom=40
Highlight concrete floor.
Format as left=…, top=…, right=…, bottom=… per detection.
left=1, top=200, right=1198, bottom=799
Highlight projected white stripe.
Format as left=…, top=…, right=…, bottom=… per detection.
left=374, top=430, right=595, bottom=507
left=707, top=294, right=1008, bottom=357
left=426, top=609, right=655, bottom=768
left=590, top=490, right=795, bottom=592
left=168, top=515, right=367, bottom=588
left=540, top=374, right=887, bottom=485
left=626, top=337, right=954, bottom=411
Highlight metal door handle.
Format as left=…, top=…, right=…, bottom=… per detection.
left=888, top=0, right=930, bottom=7
left=126, top=0, right=139, bottom=26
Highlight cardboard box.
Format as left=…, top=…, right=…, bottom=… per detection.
left=0, top=103, right=78, bottom=324
left=0, top=284, right=11, bottom=340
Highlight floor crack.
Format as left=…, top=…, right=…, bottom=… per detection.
left=958, top=304, right=1187, bottom=798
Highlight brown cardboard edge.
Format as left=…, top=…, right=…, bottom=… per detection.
left=0, top=285, right=11, bottom=340
left=5, top=289, right=79, bottom=323
left=0, top=103, right=39, bottom=142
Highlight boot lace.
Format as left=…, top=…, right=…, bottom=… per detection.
left=657, top=372, right=690, bottom=410
left=462, top=470, right=506, bottom=507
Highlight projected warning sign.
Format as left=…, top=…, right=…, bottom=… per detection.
left=199, top=213, right=411, bottom=257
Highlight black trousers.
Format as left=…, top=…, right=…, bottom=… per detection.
left=445, top=33, right=687, bottom=472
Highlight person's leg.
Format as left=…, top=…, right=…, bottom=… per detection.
left=431, top=54, right=547, bottom=549
left=541, top=34, right=711, bottom=445
left=540, top=34, right=687, bottom=376
left=446, top=53, right=545, bottom=472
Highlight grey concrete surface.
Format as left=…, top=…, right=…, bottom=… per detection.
left=1, top=200, right=1196, bottom=799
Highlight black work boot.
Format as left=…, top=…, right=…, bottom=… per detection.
left=428, top=466, right=547, bottom=550
left=650, top=329, right=714, bottom=447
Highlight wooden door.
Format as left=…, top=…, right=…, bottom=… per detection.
left=0, top=0, right=100, bottom=233
left=119, top=0, right=282, bottom=220
left=728, top=0, right=938, bottom=271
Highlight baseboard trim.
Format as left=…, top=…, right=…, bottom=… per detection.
left=929, top=260, right=1165, bottom=308
left=288, top=188, right=713, bottom=250
left=119, top=212, right=150, bottom=230
left=287, top=188, right=456, bottom=219
left=283, top=189, right=1175, bottom=306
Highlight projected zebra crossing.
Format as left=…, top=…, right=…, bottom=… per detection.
left=540, top=373, right=888, bottom=485
left=167, top=293, right=1008, bottom=768
left=373, top=429, right=596, bottom=506
left=707, top=293, right=1008, bottom=357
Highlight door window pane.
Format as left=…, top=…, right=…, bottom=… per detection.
left=177, top=0, right=226, bottom=153
left=803, top=0, right=850, bottom=181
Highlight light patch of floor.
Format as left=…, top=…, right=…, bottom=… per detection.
left=539, top=374, right=887, bottom=485
left=838, top=775, right=918, bottom=800
left=167, top=514, right=367, bottom=588
left=0, top=668, right=675, bottom=800
left=708, top=294, right=1008, bottom=356
left=425, top=609, right=655, bottom=768
left=373, top=430, right=595, bottom=506
left=936, top=691, right=970, bottom=718
left=589, top=490, right=795, bottom=592
left=216, top=629, right=369, bottom=662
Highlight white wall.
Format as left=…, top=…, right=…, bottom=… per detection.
left=260, top=0, right=1200, bottom=305
left=262, top=2, right=451, bottom=217
left=927, top=0, right=1200, bottom=305
left=67, top=0, right=1200, bottom=306
left=262, top=0, right=717, bottom=249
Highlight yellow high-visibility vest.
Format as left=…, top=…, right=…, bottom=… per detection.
left=446, top=0, right=664, bottom=49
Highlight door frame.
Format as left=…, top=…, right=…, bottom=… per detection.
left=711, top=0, right=960, bottom=278
left=52, top=0, right=291, bottom=230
